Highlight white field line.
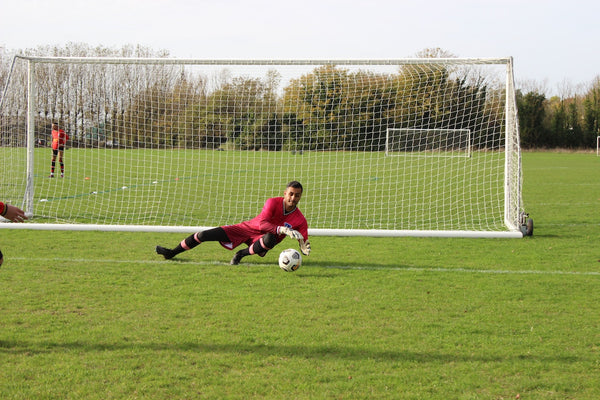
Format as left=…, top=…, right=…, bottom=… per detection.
left=10, top=257, right=600, bottom=276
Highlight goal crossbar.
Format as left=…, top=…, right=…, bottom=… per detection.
left=11, top=55, right=513, bottom=66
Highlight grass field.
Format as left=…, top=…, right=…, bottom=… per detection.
left=1, top=151, right=599, bottom=399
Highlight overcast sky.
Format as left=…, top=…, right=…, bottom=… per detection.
left=1, top=0, right=598, bottom=95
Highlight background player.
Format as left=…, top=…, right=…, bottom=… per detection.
left=49, top=122, right=69, bottom=178
left=156, top=181, right=311, bottom=264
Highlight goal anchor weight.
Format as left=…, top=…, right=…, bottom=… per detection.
left=519, top=212, right=534, bottom=236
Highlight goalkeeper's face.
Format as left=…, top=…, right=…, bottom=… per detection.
left=283, top=186, right=303, bottom=211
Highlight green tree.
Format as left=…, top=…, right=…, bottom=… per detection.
left=516, top=90, right=547, bottom=148
left=548, top=97, right=568, bottom=147
left=201, top=76, right=276, bottom=150
left=283, top=66, right=399, bottom=151
left=582, top=77, right=600, bottom=147
left=282, top=65, right=349, bottom=150
left=565, top=97, right=583, bottom=148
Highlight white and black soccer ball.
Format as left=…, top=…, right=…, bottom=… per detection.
left=278, top=248, right=302, bottom=272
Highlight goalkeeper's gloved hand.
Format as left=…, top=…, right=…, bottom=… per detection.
left=299, top=239, right=311, bottom=256
left=277, top=226, right=304, bottom=241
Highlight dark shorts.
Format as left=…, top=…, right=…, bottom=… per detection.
left=220, top=223, right=282, bottom=253
left=52, top=147, right=65, bottom=156
left=220, top=223, right=261, bottom=250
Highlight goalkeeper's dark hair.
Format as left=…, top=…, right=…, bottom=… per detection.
left=287, top=181, right=303, bottom=192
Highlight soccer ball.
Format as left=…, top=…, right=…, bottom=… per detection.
left=278, top=248, right=301, bottom=272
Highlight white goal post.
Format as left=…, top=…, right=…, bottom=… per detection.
left=0, top=56, right=526, bottom=237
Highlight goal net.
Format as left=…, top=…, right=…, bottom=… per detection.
left=0, top=56, right=525, bottom=237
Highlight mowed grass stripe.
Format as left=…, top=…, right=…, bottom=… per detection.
left=8, top=257, right=600, bottom=276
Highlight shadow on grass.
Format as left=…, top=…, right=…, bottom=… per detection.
left=0, top=339, right=583, bottom=364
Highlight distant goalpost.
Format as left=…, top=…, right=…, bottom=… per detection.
left=385, top=128, right=472, bottom=158
left=0, top=56, right=527, bottom=237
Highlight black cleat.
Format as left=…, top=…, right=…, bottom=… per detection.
left=156, top=245, right=176, bottom=260
left=230, top=252, right=244, bottom=265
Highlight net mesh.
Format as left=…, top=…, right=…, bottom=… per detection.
left=0, top=57, right=521, bottom=233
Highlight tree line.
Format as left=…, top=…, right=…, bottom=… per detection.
left=517, top=81, right=600, bottom=149
left=1, top=44, right=598, bottom=151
